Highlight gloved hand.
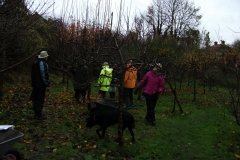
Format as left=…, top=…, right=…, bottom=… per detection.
left=134, top=88, right=139, bottom=95
left=154, top=90, right=159, bottom=95
left=46, top=87, right=50, bottom=92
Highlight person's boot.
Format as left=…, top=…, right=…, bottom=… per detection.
left=76, top=98, right=80, bottom=104
left=123, top=97, right=130, bottom=108
left=74, top=90, right=77, bottom=99
left=87, top=102, right=91, bottom=111
left=112, top=92, right=116, bottom=99
left=109, top=92, right=113, bottom=98
left=82, top=96, right=86, bottom=103
left=110, top=92, right=115, bottom=98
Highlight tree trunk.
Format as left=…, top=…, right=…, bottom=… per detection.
left=193, top=79, right=196, bottom=101
left=203, top=80, right=206, bottom=94
left=0, top=50, right=6, bottom=99
left=0, top=72, right=4, bottom=99
left=117, top=85, right=123, bottom=146
left=168, top=82, right=183, bottom=113
left=62, top=70, right=65, bottom=84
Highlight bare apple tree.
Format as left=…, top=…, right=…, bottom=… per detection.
left=0, top=0, right=54, bottom=98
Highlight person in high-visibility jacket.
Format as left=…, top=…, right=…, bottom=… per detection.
left=98, top=62, right=113, bottom=97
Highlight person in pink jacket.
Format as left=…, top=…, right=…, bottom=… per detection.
left=134, top=63, right=165, bottom=125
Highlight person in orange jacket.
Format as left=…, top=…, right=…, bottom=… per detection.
left=123, top=60, right=137, bottom=107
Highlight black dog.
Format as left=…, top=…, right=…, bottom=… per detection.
left=86, top=107, right=135, bottom=142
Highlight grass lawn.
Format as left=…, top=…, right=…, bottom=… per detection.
left=0, top=82, right=240, bottom=160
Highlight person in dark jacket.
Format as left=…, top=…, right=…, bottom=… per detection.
left=134, top=63, right=165, bottom=125
left=73, top=59, right=89, bottom=103
left=109, top=61, right=120, bottom=98
left=29, top=54, right=39, bottom=101
left=31, top=51, right=50, bottom=120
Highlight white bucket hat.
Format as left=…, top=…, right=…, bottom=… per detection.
left=102, top=62, right=108, bottom=66
left=38, top=51, right=49, bottom=58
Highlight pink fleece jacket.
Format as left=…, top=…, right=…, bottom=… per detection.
left=137, top=71, right=165, bottom=95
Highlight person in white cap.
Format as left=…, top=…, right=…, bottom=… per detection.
left=31, top=51, right=50, bottom=120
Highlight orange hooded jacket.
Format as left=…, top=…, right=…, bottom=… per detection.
left=124, top=64, right=137, bottom=88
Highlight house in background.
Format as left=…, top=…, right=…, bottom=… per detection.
left=211, top=40, right=231, bottom=56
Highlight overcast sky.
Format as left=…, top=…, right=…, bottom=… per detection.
left=36, top=0, right=240, bottom=45
left=194, top=0, right=240, bottom=45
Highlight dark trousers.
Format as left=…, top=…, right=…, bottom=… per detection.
left=32, top=87, right=46, bottom=117
left=74, top=89, right=87, bottom=102
left=123, top=88, right=134, bottom=107
left=98, top=90, right=107, bottom=98
left=145, top=98, right=158, bottom=122
left=109, top=92, right=116, bottom=98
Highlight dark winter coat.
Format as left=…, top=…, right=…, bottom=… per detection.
left=31, top=58, right=50, bottom=88
left=110, top=67, right=120, bottom=85
left=73, top=64, right=89, bottom=90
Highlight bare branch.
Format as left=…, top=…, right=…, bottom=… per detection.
left=0, top=49, right=42, bottom=73
left=227, top=26, right=240, bottom=33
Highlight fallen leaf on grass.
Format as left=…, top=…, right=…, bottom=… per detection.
left=101, top=153, right=106, bottom=158
left=74, top=143, right=79, bottom=147
left=61, top=142, right=66, bottom=146
left=150, top=133, right=155, bottom=137
left=235, top=154, right=240, bottom=159
left=23, top=140, right=32, bottom=144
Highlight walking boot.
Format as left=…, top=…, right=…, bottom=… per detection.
left=123, top=97, right=130, bottom=108
left=112, top=92, right=116, bottom=99
left=76, top=98, right=80, bottom=104
left=82, top=97, right=86, bottom=103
